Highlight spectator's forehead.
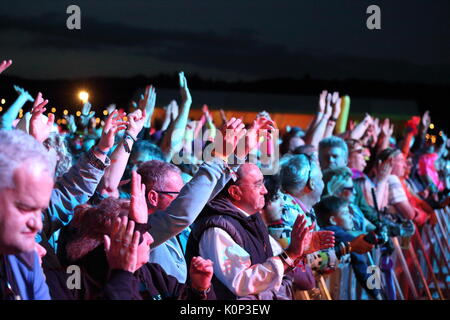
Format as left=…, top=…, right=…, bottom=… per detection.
left=12, top=162, right=53, bottom=209
left=238, top=164, right=262, bottom=183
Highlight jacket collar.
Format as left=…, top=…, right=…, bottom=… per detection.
left=15, top=251, right=35, bottom=270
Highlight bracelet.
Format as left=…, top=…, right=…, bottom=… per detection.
left=124, top=131, right=137, bottom=142
left=94, top=146, right=108, bottom=155
left=123, top=133, right=137, bottom=153
left=189, top=284, right=211, bottom=297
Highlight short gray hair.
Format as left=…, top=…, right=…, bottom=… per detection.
left=280, top=154, right=320, bottom=194
left=137, top=160, right=181, bottom=192
left=0, top=130, right=56, bottom=190
left=319, top=136, right=349, bottom=160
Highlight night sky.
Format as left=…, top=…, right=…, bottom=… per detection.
left=1, top=0, right=449, bottom=84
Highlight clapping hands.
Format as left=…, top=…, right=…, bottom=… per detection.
left=190, top=256, right=214, bottom=292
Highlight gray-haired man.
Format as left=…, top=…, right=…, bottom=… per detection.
left=0, top=129, right=55, bottom=299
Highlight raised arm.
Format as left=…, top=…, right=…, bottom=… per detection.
left=323, top=92, right=341, bottom=139
left=138, top=85, right=156, bottom=130
left=99, top=108, right=147, bottom=197
left=350, top=114, right=373, bottom=140
left=305, top=91, right=332, bottom=148
left=0, top=59, right=12, bottom=74
left=0, top=85, right=34, bottom=130
left=29, top=92, right=55, bottom=143
left=149, top=118, right=248, bottom=247
left=160, top=71, right=193, bottom=161
left=42, top=112, right=127, bottom=239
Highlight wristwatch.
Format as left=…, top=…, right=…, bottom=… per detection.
left=278, top=250, right=296, bottom=269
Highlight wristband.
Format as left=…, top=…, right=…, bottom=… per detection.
left=279, top=250, right=296, bottom=269
left=189, top=284, right=211, bottom=299
left=123, top=133, right=137, bottom=153
left=124, top=132, right=137, bottom=142
left=94, top=146, right=108, bottom=155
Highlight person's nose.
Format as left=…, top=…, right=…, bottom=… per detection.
left=147, top=233, right=154, bottom=246
left=27, top=213, right=43, bottom=233
left=261, top=184, right=268, bottom=195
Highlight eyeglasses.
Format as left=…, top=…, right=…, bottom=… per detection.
left=342, top=186, right=354, bottom=192
left=235, top=180, right=266, bottom=189
left=153, top=190, right=180, bottom=195
left=154, top=190, right=180, bottom=199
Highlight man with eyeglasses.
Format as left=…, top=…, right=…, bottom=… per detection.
left=186, top=162, right=335, bottom=299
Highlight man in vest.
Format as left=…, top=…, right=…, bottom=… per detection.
left=186, top=163, right=335, bottom=299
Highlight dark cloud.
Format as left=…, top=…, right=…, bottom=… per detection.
left=0, top=0, right=449, bottom=83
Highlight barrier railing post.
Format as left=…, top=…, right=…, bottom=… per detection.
left=413, top=229, right=446, bottom=299
left=407, top=242, right=433, bottom=299
left=392, top=237, right=419, bottom=299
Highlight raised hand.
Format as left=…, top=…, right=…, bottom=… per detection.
left=377, top=158, right=393, bottom=182
left=0, top=59, right=12, bottom=74
left=285, top=214, right=309, bottom=260
left=107, top=104, right=117, bottom=114
left=97, top=110, right=128, bottom=153
left=126, top=108, right=147, bottom=139
left=213, top=117, right=247, bottom=161
left=104, top=216, right=140, bottom=273
left=138, top=85, right=156, bottom=115
left=179, top=71, right=192, bottom=108
left=380, top=118, right=391, bottom=136
left=190, top=256, right=214, bottom=292
left=13, top=85, right=34, bottom=102
left=303, top=222, right=335, bottom=254
left=29, top=92, right=55, bottom=143
left=170, top=100, right=179, bottom=120
left=219, top=109, right=228, bottom=125
left=240, top=116, right=276, bottom=158
left=129, top=171, right=148, bottom=224
left=421, top=110, right=431, bottom=129
left=350, top=113, right=374, bottom=140
left=331, top=91, right=341, bottom=119
left=202, top=104, right=213, bottom=123
left=64, top=114, right=77, bottom=133
left=318, top=90, right=327, bottom=114
left=80, top=101, right=95, bottom=127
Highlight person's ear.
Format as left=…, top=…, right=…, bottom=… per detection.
left=228, top=185, right=242, bottom=201
left=147, top=190, right=159, bottom=207
left=329, top=215, right=338, bottom=226
left=307, top=177, right=316, bottom=192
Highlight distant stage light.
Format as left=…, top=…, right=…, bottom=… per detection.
left=79, top=91, right=89, bottom=103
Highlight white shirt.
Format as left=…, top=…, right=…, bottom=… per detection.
left=199, top=206, right=284, bottom=297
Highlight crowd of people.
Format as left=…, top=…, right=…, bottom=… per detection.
left=0, top=59, right=449, bottom=300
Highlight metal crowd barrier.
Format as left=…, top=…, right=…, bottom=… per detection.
left=296, top=206, right=449, bottom=300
